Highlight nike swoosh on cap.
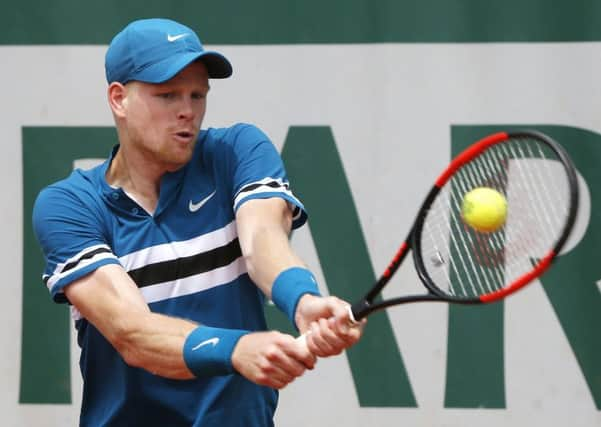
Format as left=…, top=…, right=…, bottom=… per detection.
left=167, top=33, right=189, bottom=42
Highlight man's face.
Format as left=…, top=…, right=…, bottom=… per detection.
left=122, top=61, right=210, bottom=170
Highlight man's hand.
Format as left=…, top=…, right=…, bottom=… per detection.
left=231, top=331, right=316, bottom=389
left=294, top=294, right=364, bottom=358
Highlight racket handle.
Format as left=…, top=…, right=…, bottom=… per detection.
left=350, top=299, right=370, bottom=321
left=347, top=304, right=360, bottom=324
left=295, top=305, right=358, bottom=350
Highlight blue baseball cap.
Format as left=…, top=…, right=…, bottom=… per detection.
left=105, top=18, right=232, bottom=84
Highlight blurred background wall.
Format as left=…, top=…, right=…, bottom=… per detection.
left=2, top=1, right=600, bottom=426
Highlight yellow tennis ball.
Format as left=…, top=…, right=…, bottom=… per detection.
left=461, top=187, right=507, bottom=232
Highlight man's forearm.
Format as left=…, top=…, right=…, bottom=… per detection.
left=242, top=223, right=305, bottom=297
left=114, top=311, right=198, bottom=379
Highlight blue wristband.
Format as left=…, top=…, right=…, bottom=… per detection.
left=183, top=326, right=249, bottom=377
left=271, top=267, right=321, bottom=329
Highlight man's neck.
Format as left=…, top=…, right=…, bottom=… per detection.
left=106, top=146, right=163, bottom=214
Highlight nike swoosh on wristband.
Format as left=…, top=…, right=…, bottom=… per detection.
left=191, top=337, right=220, bottom=351
left=189, top=190, right=217, bottom=212
left=167, top=33, right=189, bottom=42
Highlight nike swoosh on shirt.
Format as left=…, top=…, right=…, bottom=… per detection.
left=191, top=337, right=220, bottom=351
left=167, top=33, right=189, bottom=42
left=189, top=190, right=217, bottom=212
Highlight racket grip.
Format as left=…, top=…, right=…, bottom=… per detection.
left=347, top=304, right=360, bottom=324
left=295, top=305, right=358, bottom=350
left=350, top=300, right=370, bottom=321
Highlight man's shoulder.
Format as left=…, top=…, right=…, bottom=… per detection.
left=36, top=161, right=108, bottom=209
left=198, top=123, right=270, bottom=163
left=201, top=123, right=267, bottom=146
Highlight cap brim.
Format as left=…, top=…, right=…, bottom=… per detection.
left=197, top=51, right=233, bottom=79
left=133, top=51, right=232, bottom=83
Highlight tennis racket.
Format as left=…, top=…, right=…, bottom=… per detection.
left=312, top=130, right=579, bottom=331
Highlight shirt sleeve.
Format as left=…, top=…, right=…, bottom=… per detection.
left=225, top=124, right=308, bottom=229
left=32, top=183, right=121, bottom=303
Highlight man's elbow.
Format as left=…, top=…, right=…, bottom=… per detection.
left=108, top=318, right=146, bottom=369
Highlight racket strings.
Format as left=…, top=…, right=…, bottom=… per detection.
left=519, top=142, right=564, bottom=233
left=442, top=148, right=509, bottom=297
left=444, top=183, right=491, bottom=296
left=501, top=140, right=564, bottom=249
left=460, top=150, right=508, bottom=286
left=421, top=136, right=571, bottom=299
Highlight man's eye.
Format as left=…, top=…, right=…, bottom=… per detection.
left=158, top=93, right=174, bottom=99
left=192, top=93, right=206, bottom=100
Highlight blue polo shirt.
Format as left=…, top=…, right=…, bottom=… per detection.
left=33, top=123, right=307, bottom=427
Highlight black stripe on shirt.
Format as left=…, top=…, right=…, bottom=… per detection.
left=127, top=238, right=243, bottom=288
left=60, top=247, right=113, bottom=275
left=238, top=180, right=289, bottom=194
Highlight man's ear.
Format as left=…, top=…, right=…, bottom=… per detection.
left=107, top=82, right=127, bottom=118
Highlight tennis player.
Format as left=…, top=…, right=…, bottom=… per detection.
left=33, top=18, right=362, bottom=427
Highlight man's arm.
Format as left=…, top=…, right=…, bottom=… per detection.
left=64, top=263, right=316, bottom=388
left=64, top=264, right=197, bottom=378
left=235, top=197, right=363, bottom=357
